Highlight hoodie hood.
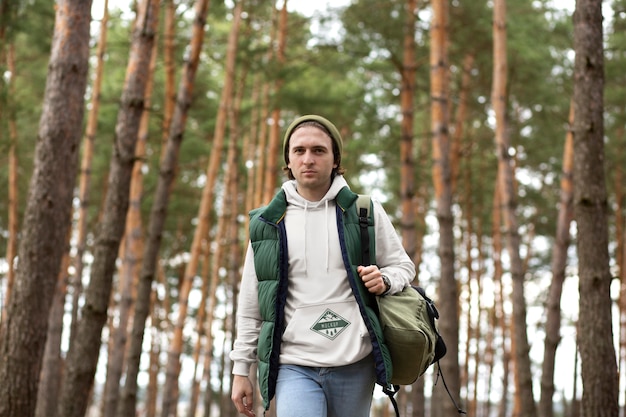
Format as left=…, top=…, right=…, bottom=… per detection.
left=280, top=175, right=349, bottom=273
left=281, top=175, right=348, bottom=207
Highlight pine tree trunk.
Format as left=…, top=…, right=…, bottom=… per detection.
left=245, top=72, right=261, bottom=225
left=413, top=119, right=431, bottom=273
left=252, top=1, right=277, bottom=209
left=491, top=1, right=536, bottom=415
left=399, top=1, right=421, bottom=413
left=117, top=0, right=212, bottom=415
left=198, top=99, right=242, bottom=417
left=254, top=78, right=270, bottom=208
left=145, top=268, right=166, bottom=417
left=262, top=0, right=287, bottom=205
left=186, top=246, right=211, bottom=417
left=538, top=103, right=574, bottom=417
left=102, top=36, right=157, bottom=417
left=56, top=1, right=159, bottom=416
left=35, top=247, right=70, bottom=417
left=429, top=0, right=461, bottom=415
left=161, top=0, right=176, bottom=154
left=2, top=42, right=18, bottom=327
left=573, top=0, right=619, bottom=415
left=0, top=1, right=93, bottom=415
left=399, top=0, right=417, bottom=261
left=160, top=2, right=242, bottom=415
left=617, top=129, right=626, bottom=405
left=492, top=183, right=509, bottom=417
left=450, top=53, right=474, bottom=195
left=70, top=0, right=109, bottom=349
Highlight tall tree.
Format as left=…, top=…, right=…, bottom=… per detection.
left=116, top=0, right=212, bottom=414
left=262, top=0, right=287, bottom=204
left=491, top=182, right=511, bottom=417
left=160, top=2, right=243, bottom=414
left=538, top=103, right=574, bottom=417
left=430, top=0, right=462, bottom=415
left=400, top=0, right=417, bottom=267
left=69, top=0, right=110, bottom=348
left=1, top=28, right=19, bottom=328
left=56, top=0, right=160, bottom=416
left=34, top=234, right=71, bottom=417
left=399, top=1, right=422, bottom=413
left=102, top=34, right=158, bottom=417
left=253, top=3, right=278, bottom=208
left=0, top=0, right=93, bottom=415
left=491, top=0, right=536, bottom=415
left=573, top=0, right=619, bottom=415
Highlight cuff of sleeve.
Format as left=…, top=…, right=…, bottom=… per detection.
left=232, top=362, right=253, bottom=376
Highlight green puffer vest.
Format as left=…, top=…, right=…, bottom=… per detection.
left=248, top=186, right=393, bottom=411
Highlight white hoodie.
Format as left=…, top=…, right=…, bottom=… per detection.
left=230, top=176, right=415, bottom=376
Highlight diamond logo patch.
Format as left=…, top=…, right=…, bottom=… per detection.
left=310, top=309, right=351, bottom=340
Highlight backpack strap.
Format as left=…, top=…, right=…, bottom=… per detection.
left=356, top=194, right=371, bottom=265
left=356, top=195, right=401, bottom=417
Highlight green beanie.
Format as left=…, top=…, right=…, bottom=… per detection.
left=283, top=114, right=343, bottom=165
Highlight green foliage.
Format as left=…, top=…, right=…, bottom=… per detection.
left=604, top=0, right=626, bottom=222
left=0, top=0, right=56, bottom=254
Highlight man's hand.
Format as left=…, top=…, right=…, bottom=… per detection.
left=357, top=265, right=388, bottom=295
left=231, top=375, right=256, bottom=416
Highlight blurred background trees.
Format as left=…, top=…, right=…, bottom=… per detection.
left=0, top=0, right=623, bottom=416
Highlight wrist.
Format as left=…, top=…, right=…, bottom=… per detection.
left=381, top=274, right=391, bottom=295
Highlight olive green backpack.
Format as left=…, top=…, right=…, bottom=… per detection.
left=356, top=195, right=465, bottom=415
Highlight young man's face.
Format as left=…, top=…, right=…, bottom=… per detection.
left=287, top=126, right=338, bottom=201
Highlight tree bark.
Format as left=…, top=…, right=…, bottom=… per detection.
left=117, top=0, right=212, bottom=415
left=492, top=183, right=510, bottom=417
left=56, top=1, right=159, bottom=416
left=35, top=244, right=70, bottom=417
left=450, top=53, right=474, bottom=195
left=399, top=0, right=417, bottom=263
left=0, top=1, right=93, bottom=415
left=573, top=0, right=619, bottom=416
left=262, top=0, right=287, bottom=205
left=2, top=43, right=18, bottom=328
left=70, top=0, right=110, bottom=349
left=429, top=0, right=462, bottom=415
left=161, top=0, right=177, bottom=154
left=538, top=103, right=574, bottom=417
left=399, top=0, right=421, bottom=413
left=185, top=244, right=210, bottom=417
left=102, top=33, right=158, bottom=417
left=491, top=1, right=536, bottom=415
left=159, top=1, right=242, bottom=415
left=252, top=3, right=278, bottom=209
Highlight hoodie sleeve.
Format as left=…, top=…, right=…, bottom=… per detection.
left=371, top=199, right=416, bottom=294
left=229, top=242, right=262, bottom=376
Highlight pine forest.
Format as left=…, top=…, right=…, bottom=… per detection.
left=0, top=0, right=623, bottom=416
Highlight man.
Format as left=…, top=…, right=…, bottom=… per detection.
left=230, top=115, right=415, bottom=417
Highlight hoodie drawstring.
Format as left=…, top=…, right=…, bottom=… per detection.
left=324, top=200, right=330, bottom=271
left=303, top=201, right=308, bottom=271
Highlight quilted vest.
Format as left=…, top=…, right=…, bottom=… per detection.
left=248, top=187, right=393, bottom=411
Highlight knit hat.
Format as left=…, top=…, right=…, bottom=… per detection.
left=283, top=115, right=343, bottom=165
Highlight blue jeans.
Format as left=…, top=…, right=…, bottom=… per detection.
left=275, top=355, right=376, bottom=417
